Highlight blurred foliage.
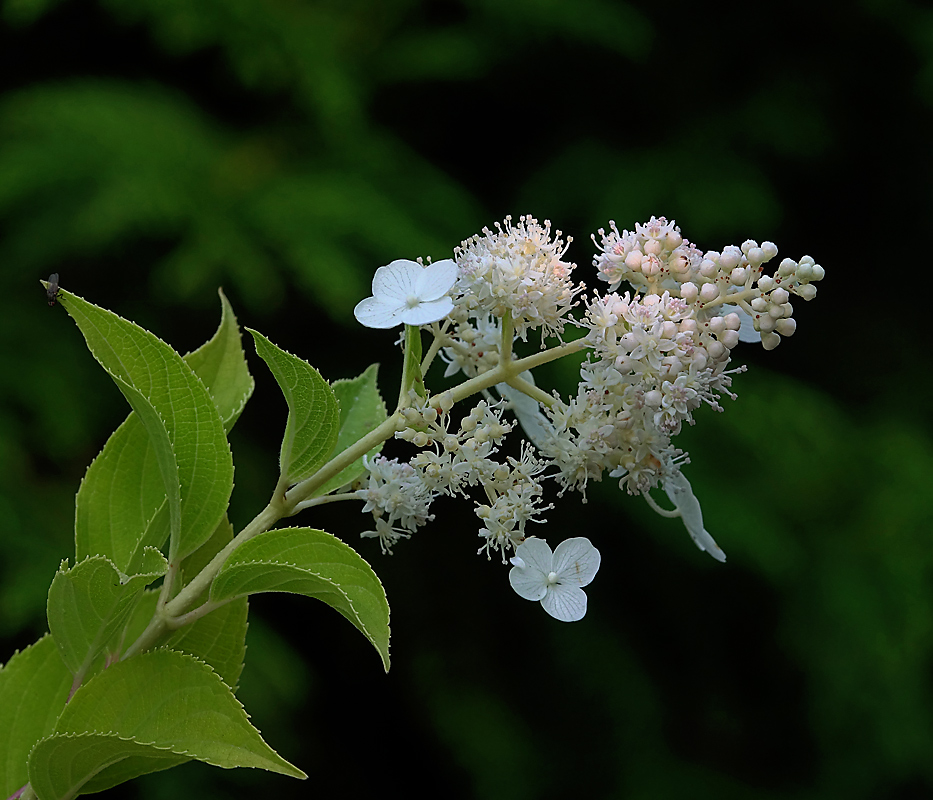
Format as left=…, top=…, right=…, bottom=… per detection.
left=1, top=0, right=932, bottom=798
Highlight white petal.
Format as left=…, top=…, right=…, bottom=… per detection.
left=512, top=537, right=554, bottom=572
left=372, top=260, right=422, bottom=303
left=497, top=373, right=557, bottom=448
left=509, top=563, right=548, bottom=601
left=353, top=296, right=406, bottom=329
left=663, top=470, right=727, bottom=563
left=414, top=258, right=458, bottom=301
left=399, top=296, right=454, bottom=327
left=540, top=584, right=588, bottom=622
left=550, top=537, right=601, bottom=587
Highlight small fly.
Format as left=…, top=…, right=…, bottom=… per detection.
left=47, top=273, right=60, bottom=306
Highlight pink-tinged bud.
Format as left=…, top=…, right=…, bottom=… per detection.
left=661, top=321, right=678, bottom=338
left=644, top=238, right=662, bottom=256
left=745, top=247, right=764, bottom=266
left=625, top=250, right=643, bottom=270
left=720, top=329, right=740, bottom=348
left=775, top=318, right=797, bottom=336
left=670, top=252, right=689, bottom=272
left=708, top=316, right=726, bottom=334
left=770, top=287, right=789, bottom=305
left=680, top=282, right=699, bottom=303
left=699, top=283, right=719, bottom=304
left=679, top=318, right=698, bottom=334
left=724, top=312, right=741, bottom=331
left=720, top=247, right=742, bottom=270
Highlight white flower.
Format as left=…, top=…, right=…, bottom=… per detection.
left=354, top=258, right=458, bottom=329
left=509, top=537, right=601, bottom=622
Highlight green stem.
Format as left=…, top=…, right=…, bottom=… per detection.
left=283, top=412, right=402, bottom=511
left=421, top=320, right=451, bottom=375
left=121, top=500, right=284, bottom=660
left=504, top=373, right=554, bottom=407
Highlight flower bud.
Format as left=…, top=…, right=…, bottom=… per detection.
left=644, top=238, right=662, bottom=256
left=751, top=248, right=769, bottom=267
left=644, top=390, right=662, bottom=408
left=778, top=258, right=797, bottom=277
left=699, top=282, right=719, bottom=304
left=720, top=329, right=740, bottom=349
left=797, top=284, right=818, bottom=300
left=775, top=318, right=797, bottom=336
left=757, top=275, right=775, bottom=292
left=625, top=250, right=643, bottom=270
left=761, top=241, right=778, bottom=261
left=751, top=297, right=768, bottom=312
left=708, top=316, right=726, bottom=334
left=707, top=340, right=726, bottom=359
left=770, top=287, right=789, bottom=305
left=724, top=312, right=741, bottom=331
left=720, top=246, right=742, bottom=270
left=730, top=266, right=748, bottom=285
left=700, top=259, right=718, bottom=278
left=680, top=282, right=699, bottom=303
left=761, top=331, right=781, bottom=350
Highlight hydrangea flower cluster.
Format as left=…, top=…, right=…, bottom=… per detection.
left=350, top=215, right=824, bottom=619
left=454, top=216, right=582, bottom=343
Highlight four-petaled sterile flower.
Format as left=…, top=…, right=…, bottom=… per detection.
left=354, top=258, right=458, bottom=329
left=509, top=537, right=601, bottom=622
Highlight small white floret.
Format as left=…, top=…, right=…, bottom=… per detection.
left=509, top=537, right=601, bottom=622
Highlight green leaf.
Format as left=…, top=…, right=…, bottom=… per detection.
left=119, top=589, right=249, bottom=692
left=211, top=527, right=390, bottom=671
left=314, top=363, right=387, bottom=496
left=74, top=291, right=251, bottom=571
left=172, top=515, right=248, bottom=688
left=183, top=288, right=255, bottom=433
left=28, top=650, right=305, bottom=800
left=0, top=636, right=71, bottom=798
left=47, top=549, right=168, bottom=684
left=247, top=329, right=339, bottom=485
left=60, top=289, right=234, bottom=564
left=75, top=413, right=171, bottom=573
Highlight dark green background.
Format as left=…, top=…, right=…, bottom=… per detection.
left=1, top=0, right=932, bottom=797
